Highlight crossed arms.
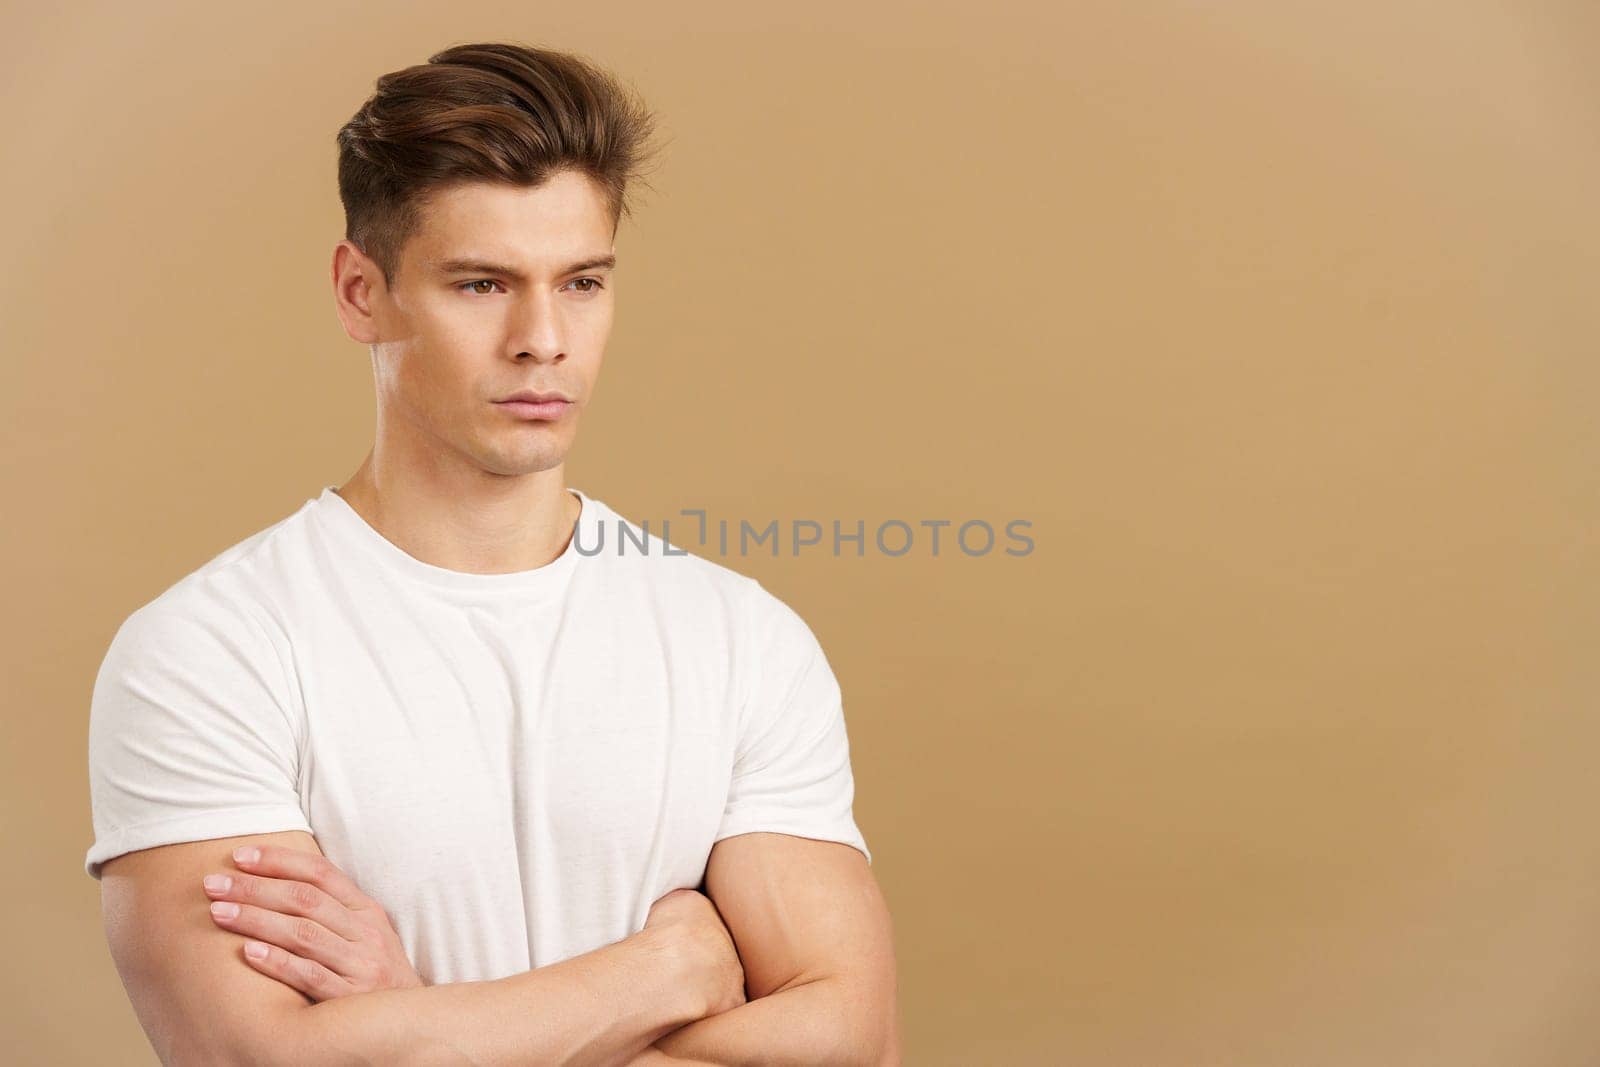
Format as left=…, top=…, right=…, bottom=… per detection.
left=99, top=826, right=900, bottom=1066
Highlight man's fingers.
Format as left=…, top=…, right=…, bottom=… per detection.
left=232, top=844, right=378, bottom=912
left=239, top=939, right=355, bottom=1003
left=203, top=870, right=365, bottom=941
left=210, top=900, right=359, bottom=979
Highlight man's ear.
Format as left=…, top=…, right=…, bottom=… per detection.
left=331, top=239, right=383, bottom=344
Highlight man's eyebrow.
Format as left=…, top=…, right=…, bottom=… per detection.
left=429, top=254, right=617, bottom=279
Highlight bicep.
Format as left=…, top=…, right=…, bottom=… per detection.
left=703, top=831, right=896, bottom=1002
left=100, top=829, right=324, bottom=1066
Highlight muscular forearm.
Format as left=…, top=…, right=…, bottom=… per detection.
left=642, top=974, right=893, bottom=1067
left=233, top=926, right=707, bottom=1067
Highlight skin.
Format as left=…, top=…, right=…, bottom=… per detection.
left=201, top=844, right=426, bottom=997
left=191, top=168, right=902, bottom=1064
left=329, top=167, right=616, bottom=575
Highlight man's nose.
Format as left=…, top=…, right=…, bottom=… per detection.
left=510, top=294, right=565, bottom=363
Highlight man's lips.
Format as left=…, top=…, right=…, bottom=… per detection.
left=496, top=390, right=572, bottom=404
left=494, top=394, right=573, bottom=420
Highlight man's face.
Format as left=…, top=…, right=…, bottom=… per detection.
left=358, top=170, right=616, bottom=480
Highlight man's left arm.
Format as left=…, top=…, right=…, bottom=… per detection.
left=644, top=830, right=900, bottom=1067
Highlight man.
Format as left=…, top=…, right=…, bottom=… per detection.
left=86, top=41, right=900, bottom=1066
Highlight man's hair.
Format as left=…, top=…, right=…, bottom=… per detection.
left=336, top=41, right=662, bottom=287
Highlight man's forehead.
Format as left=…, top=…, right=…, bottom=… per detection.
left=403, top=177, right=615, bottom=274
left=411, top=213, right=609, bottom=266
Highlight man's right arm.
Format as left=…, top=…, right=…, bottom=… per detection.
left=100, top=829, right=726, bottom=1067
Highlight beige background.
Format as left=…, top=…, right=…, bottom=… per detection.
left=4, top=2, right=1598, bottom=1063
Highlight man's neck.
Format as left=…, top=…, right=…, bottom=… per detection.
left=332, top=459, right=580, bottom=576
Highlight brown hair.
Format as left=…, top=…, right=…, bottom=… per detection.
left=336, top=42, right=662, bottom=287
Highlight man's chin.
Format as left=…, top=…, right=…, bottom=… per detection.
left=475, top=447, right=571, bottom=479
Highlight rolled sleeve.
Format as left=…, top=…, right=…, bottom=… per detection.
left=714, top=579, right=871, bottom=865
left=84, top=582, right=312, bottom=880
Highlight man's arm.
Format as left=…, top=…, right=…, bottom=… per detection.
left=646, top=832, right=900, bottom=1067
left=101, top=829, right=719, bottom=1067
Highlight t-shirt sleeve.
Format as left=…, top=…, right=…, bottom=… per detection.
left=713, top=578, right=872, bottom=865
left=84, top=582, right=313, bottom=880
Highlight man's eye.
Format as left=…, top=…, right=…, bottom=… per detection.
left=567, top=277, right=604, bottom=294
left=459, top=279, right=503, bottom=295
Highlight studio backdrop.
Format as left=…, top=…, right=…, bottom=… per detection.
left=4, top=2, right=1598, bottom=1064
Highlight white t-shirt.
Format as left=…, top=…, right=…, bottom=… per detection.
left=85, top=485, right=870, bottom=984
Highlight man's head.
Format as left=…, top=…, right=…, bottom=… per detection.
left=330, top=43, right=660, bottom=482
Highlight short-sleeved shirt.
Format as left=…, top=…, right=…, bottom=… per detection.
left=84, top=485, right=870, bottom=984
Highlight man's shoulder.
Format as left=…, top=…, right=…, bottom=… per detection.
left=584, top=496, right=837, bottom=655
left=107, top=501, right=313, bottom=659
left=584, top=493, right=761, bottom=591
left=585, top=496, right=826, bottom=645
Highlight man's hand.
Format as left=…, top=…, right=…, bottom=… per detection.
left=201, top=843, right=425, bottom=1002
left=643, top=887, right=747, bottom=1018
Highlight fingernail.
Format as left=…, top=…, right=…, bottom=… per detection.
left=233, top=847, right=260, bottom=865
left=210, top=901, right=240, bottom=920
left=203, top=875, right=231, bottom=893
left=244, top=941, right=268, bottom=960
